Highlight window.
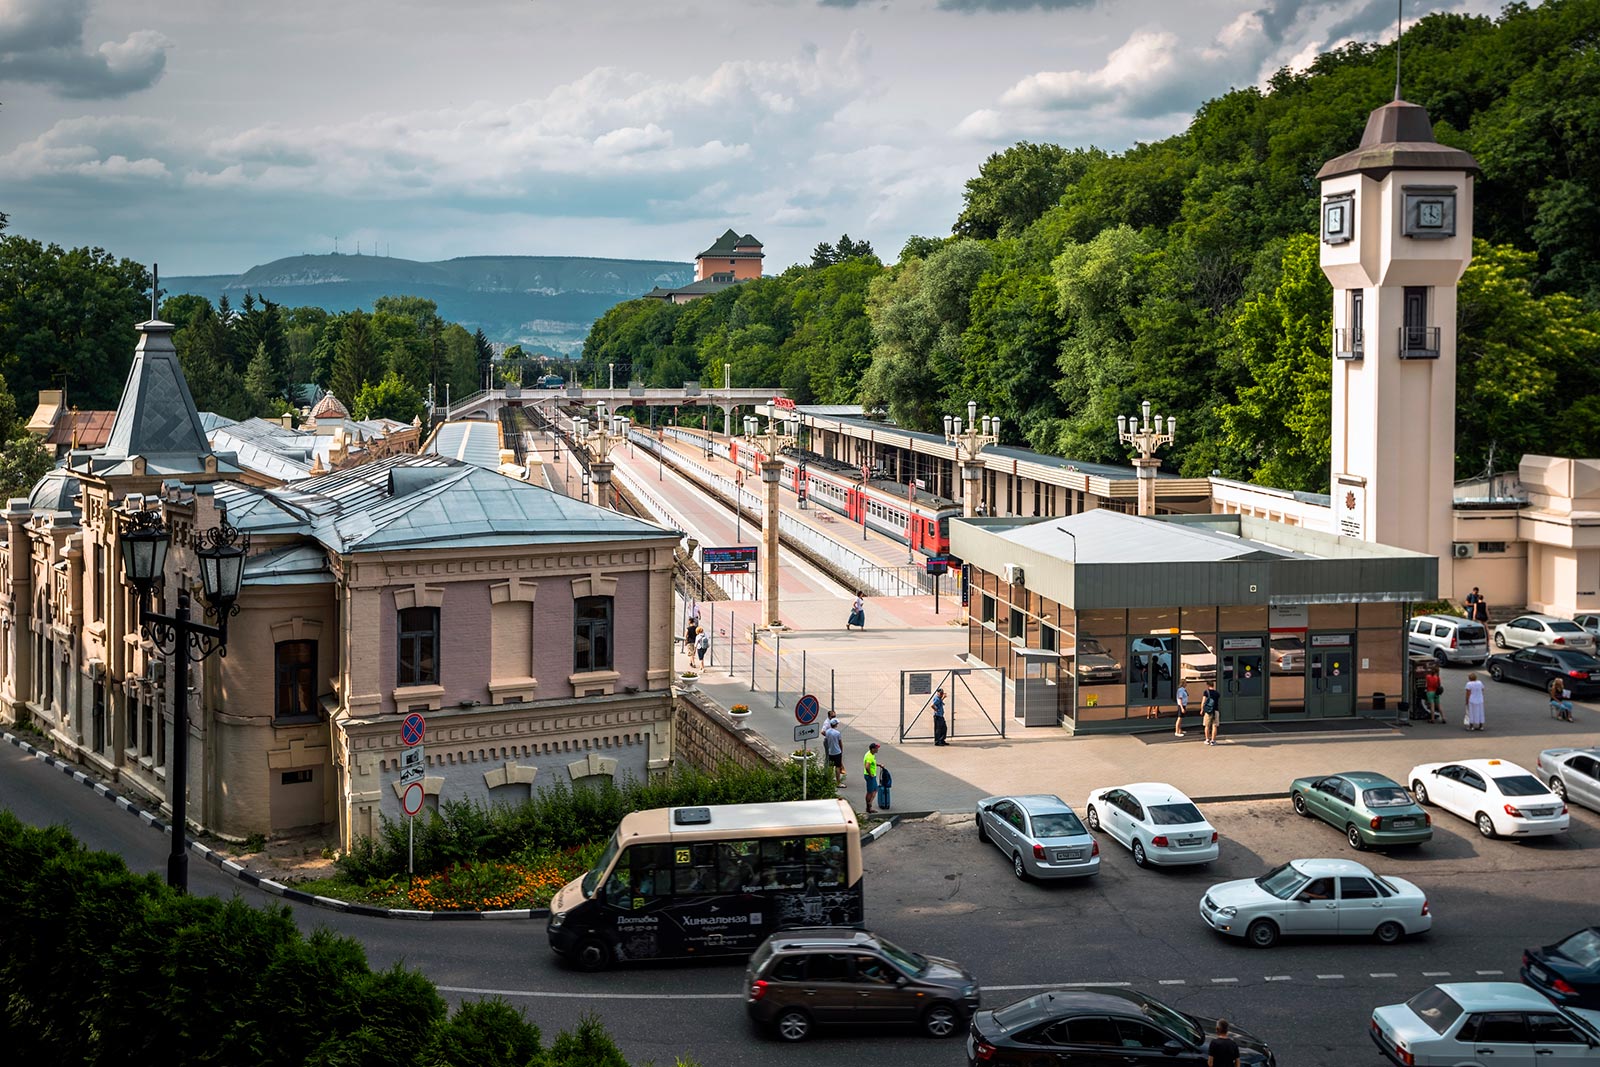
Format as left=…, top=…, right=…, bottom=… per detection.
left=92, top=543, right=105, bottom=623
left=1041, top=626, right=1058, bottom=653
left=1062, top=1018, right=1119, bottom=1046
left=574, top=595, right=614, bottom=672
left=1478, top=542, right=1507, bottom=554
left=1339, top=877, right=1379, bottom=900
left=1009, top=607, right=1025, bottom=640
left=980, top=594, right=996, bottom=626
left=397, top=607, right=440, bottom=686
left=1350, top=289, right=1365, bottom=353
left=275, top=640, right=317, bottom=718
left=1471, top=1014, right=1530, bottom=1044
left=91, top=677, right=107, bottom=753
left=1527, top=1015, right=1587, bottom=1044
left=280, top=769, right=313, bottom=785
left=1114, top=1020, right=1172, bottom=1050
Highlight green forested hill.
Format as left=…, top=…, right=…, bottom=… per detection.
left=579, top=0, right=1600, bottom=492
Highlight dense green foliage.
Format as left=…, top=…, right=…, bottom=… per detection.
left=337, top=760, right=835, bottom=882
left=0, top=811, right=692, bottom=1067
left=578, top=2, right=1600, bottom=490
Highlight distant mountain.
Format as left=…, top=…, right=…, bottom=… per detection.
left=163, top=253, right=693, bottom=354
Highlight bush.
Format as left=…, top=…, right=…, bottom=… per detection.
left=338, top=761, right=837, bottom=881
left=0, top=811, right=667, bottom=1066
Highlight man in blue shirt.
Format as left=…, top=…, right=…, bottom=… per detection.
left=823, top=719, right=845, bottom=786
left=931, top=687, right=948, bottom=746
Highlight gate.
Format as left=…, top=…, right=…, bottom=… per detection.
left=898, top=667, right=1007, bottom=742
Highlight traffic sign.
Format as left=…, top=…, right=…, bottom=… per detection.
left=794, top=722, right=820, bottom=742
left=400, top=745, right=426, bottom=786
left=794, top=693, right=821, bottom=725
left=400, top=782, right=424, bottom=817
left=401, top=713, right=426, bottom=746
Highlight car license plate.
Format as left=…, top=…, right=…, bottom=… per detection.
left=1532, top=965, right=1550, bottom=982
left=1055, top=849, right=1082, bottom=862
left=1529, top=808, right=1556, bottom=817
left=1178, top=837, right=1202, bottom=846
left=1392, top=819, right=1416, bottom=829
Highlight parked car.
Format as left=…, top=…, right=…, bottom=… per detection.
left=968, top=987, right=1275, bottom=1066
left=1370, top=982, right=1600, bottom=1066
left=1084, top=783, right=1219, bottom=867
left=1271, top=634, right=1305, bottom=675
left=1199, top=857, right=1430, bottom=949
left=1289, top=771, right=1432, bottom=849
left=1408, top=758, right=1570, bottom=839
left=745, top=927, right=979, bottom=1042
left=1408, top=614, right=1490, bottom=666
left=1523, top=927, right=1600, bottom=1011
left=1487, top=647, right=1600, bottom=697
left=1575, top=613, right=1600, bottom=638
left=1129, top=632, right=1217, bottom=683
left=1494, top=614, right=1597, bottom=652
left=1071, top=637, right=1123, bottom=684
left=1536, top=747, right=1600, bottom=813
left=975, top=794, right=1100, bottom=880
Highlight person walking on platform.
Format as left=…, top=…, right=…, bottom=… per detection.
left=823, top=719, right=845, bottom=786
left=847, top=593, right=866, bottom=631
left=932, top=687, right=948, bottom=746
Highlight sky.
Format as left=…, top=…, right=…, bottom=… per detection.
left=0, top=0, right=1511, bottom=276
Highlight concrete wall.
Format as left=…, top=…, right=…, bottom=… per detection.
left=671, top=690, right=785, bottom=773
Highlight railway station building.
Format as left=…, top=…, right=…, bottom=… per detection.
left=951, top=510, right=1436, bottom=734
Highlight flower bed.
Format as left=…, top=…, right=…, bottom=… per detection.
left=296, top=841, right=605, bottom=911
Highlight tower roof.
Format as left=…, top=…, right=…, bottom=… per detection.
left=308, top=391, right=350, bottom=420
left=100, top=320, right=213, bottom=462
left=696, top=228, right=764, bottom=259
left=1317, top=99, right=1478, bottom=181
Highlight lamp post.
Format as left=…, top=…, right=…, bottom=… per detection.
left=1116, top=399, right=1176, bottom=517
left=119, top=505, right=248, bottom=893
left=577, top=403, right=629, bottom=509
left=744, top=409, right=796, bottom=630
left=944, top=400, right=999, bottom=519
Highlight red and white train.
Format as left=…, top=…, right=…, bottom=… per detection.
left=728, top=443, right=959, bottom=557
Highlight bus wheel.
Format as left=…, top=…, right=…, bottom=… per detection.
left=572, top=937, right=611, bottom=973
left=775, top=1008, right=812, bottom=1042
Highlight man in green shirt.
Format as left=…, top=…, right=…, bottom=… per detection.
left=863, top=743, right=880, bottom=814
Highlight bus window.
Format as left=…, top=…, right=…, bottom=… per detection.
left=606, top=843, right=670, bottom=910
left=806, top=834, right=845, bottom=887
left=760, top=837, right=807, bottom=889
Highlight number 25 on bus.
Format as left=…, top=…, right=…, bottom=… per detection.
left=547, top=799, right=863, bottom=972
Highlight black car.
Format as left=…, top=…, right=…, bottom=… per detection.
left=1485, top=647, right=1600, bottom=697
left=967, top=988, right=1274, bottom=1066
left=1523, top=927, right=1600, bottom=1009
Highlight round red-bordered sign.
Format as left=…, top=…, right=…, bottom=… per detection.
left=400, top=782, right=424, bottom=816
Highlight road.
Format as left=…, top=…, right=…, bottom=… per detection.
left=6, top=734, right=1596, bottom=1067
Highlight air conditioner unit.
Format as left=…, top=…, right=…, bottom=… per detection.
left=1002, top=563, right=1025, bottom=585
left=1452, top=542, right=1474, bottom=559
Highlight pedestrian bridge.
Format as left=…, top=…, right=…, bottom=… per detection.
left=443, top=385, right=787, bottom=422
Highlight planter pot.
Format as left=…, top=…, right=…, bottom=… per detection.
left=790, top=751, right=817, bottom=763
left=730, top=710, right=752, bottom=730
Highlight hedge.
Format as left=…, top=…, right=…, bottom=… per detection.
left=0, top=811, right=696, bottom=1067
left=338, top=759, right=836, bottom=883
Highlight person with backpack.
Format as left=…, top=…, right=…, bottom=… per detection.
left=694, top=627, right=710, bottom=669
left=863, top=743, right=880, bottom=814
left=1201, top=683, right=1221, bottom=746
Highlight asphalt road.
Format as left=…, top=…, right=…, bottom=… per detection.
left=5, top=737, right=1597, bottom=1067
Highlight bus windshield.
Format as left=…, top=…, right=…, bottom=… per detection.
left=582, top=833, right=621, bottom=898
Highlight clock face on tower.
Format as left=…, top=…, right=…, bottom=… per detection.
left=1403, top=188, right=1456, bottom=239
left=1322, top=195, right=1354, bottom=245
left=1419, top=201, right=1443, bottom=228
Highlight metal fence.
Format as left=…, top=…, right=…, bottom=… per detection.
left=898, top=667, right=1007, bottom=742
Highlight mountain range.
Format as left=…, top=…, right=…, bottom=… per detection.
left=163, top=253, right=693, bottom=354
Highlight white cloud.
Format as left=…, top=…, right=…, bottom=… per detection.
left=0, top=0, right=169, bottom=98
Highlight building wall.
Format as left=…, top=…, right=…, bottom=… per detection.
left=671, top=691, right=785, bottom=773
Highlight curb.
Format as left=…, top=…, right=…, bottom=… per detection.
left=2, top=731, right=545, bottom=922
left=1190, top=792, right=1285, bottom=804
left=862, top=810, right=931, bottom=844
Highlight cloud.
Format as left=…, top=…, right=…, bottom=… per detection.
left=936, top=0, right=1097, bottom=10
left=0, top=0, right=169, bottom=98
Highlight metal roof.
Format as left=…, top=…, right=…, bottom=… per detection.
left=101, top=320, right=212, bottom=462
left=425, top=420, right=503, bottom=470
left=998, top=509, right=1302, bottom=565
left=242, top=543, right=332, bottom=585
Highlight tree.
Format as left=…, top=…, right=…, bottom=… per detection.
left=329, top=309, right=383, bottom=410
left=176, top=301, right=255, bottom=420
left=244, top=341, right=283, bottom=409
left=0, top=434, right=52, bottom=500
left=954, top=142, right=1105, bottom=240
left=809, top=241, right=837, bottom=269
left=353, top=370, right=425, bottom=424
left=472, top=328, right=494, bottom=388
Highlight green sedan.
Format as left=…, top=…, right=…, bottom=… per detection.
left=1289, top=771, right=1433, bottom=849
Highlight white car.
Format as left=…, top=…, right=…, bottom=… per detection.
left=1199, top=857, right=1430, bottom=949
left=1084, top=782, right=1219, bottom=867
left=1371, top=982, right=1600, bottom=1066
left=1494, top=614, right=1597, bottom=652
left=1408, top=758, right=1570, bottom=839
left=1538, top=747, right=1600, bottom=815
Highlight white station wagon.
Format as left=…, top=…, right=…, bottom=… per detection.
left=1200, top=857, right=1431, bottom=949
left=1371, top=982, right=1600, bottom=1066
left=1408, top=758, right=1570, bottom=839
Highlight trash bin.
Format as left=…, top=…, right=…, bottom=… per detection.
left=1372, top=692, right=1386, bottom=711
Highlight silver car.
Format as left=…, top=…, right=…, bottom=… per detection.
left=1494, top=614, right=1597, bottom=653
left=1576, top=613, right=1600, bottom=637
left=1537, top=747, right=1600, bottom=814
left=975, top=794, right=1100, bottom=881
left=1408, top=614, right=1490, bottom=666
left=1200, top=857, right=1431, bottom=949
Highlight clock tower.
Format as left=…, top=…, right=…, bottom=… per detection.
left=1318, top=99, right=1477, bottom=561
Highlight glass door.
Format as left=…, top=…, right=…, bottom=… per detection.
left=1306, top=635, right=1356, bottom=718
left=1218, top=636, right=1268, bottom=721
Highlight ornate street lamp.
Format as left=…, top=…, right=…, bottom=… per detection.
left=945, top=399, right=999, bottom=519
left=120, top=505, right=249, bottom=893
left=1117, top=399, right=1176, bottom=517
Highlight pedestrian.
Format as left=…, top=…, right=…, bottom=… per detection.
left=694, top=626, right=710, bottom=669
left=1201, top=682, right=1221, bottom=746
left=823, top=719, right=845, bottom=786
left=863, top=743, right=880, bottom=814
left=1174, top=682, right=1189, bottom=737
left=847, top=593, right=866, bottom=632
left=1425, top=667, right=1443, bottom=723
left=931, top=687, right=948, bottom=746
left=1464, top=586, right=1489, bottom=624
left=877, top=762, right=892, bottom=810
left=1548, top=675, right=1575, bottom=722
left=1464, top=671, right=1486, bottom=730
left=1206, top=1019, right=1240, bottom=1067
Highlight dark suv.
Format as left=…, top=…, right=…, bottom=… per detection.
left=745, top=927, right=980, bottom=1042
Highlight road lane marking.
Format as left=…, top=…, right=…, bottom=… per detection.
left=1317, top=975, right=1344, bottom=980
left=1370, top=973, right=1398, bottom=978
left=1422, top=971, right=1451, bottom=977
left=1158, top=980, right=1185, bottom=985
left=439, top=986, right=742, bottom=1000
left=1211, top=978, right=1238, bottom=984
left=1265, top=976, right=1292, bottom=981
left=984, top=982, right=1132, bottom=991
left=1476, top=970, right=1504, bottom=975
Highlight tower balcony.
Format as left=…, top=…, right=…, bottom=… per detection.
left=1399, top=325, right=1440, bottom=360
left=1333, top=327, right=1364, bottom=361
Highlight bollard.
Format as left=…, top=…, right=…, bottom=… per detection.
left=750, top=626, right=757, bottom=692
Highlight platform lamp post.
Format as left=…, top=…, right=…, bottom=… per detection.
left=120, top=505, right=248, bottom=893
left=744, top=409, right=796, bottom=630
left=944, top=400, right=999, bottom=520
left=578, top=403, right=629, bottom=509
left=1116, top=400, right=1175, bottom=517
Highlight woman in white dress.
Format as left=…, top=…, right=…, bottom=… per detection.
left=1463, top=672, right=1487, bottom=730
